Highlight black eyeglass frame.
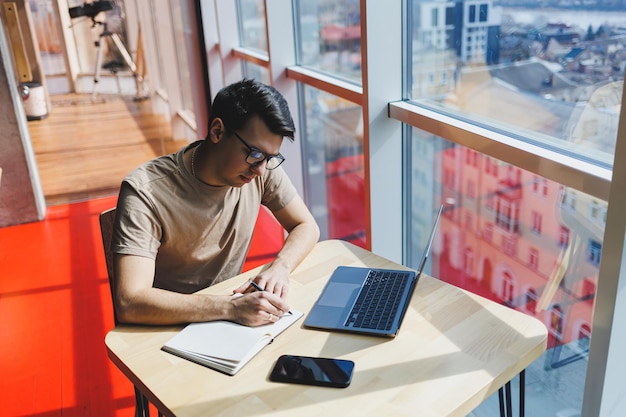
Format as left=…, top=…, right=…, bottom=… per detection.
left=231, top=131, right=285, bottom=170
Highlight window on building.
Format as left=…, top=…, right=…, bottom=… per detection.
left=550, top=305, right=564, bottom=339
left=561, top=190, right=577, bottom=211
left=578, top=324, right=591, bottom=352
left=531, top=210, right=542, bottom=234
left=501, top=271, right=515, bottom=306
left=529, top=247, right=539, bottom=270
left=479, top=4, right=488, bottom=22
left=525, top=287, right=538, bottom=313
left=495, top=198, right=519, bottom=233
left=469, top=5, right=476, bottom=23
left=445, top=6, right=455, bottom=25
left=559, top=225, right=570, bottom=248
left=532, top=176, right=549, bottom=197
left=587, top=240, right=602, bottom=267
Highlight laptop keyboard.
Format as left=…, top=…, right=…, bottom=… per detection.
left=345, top=269, right=411, bottom=331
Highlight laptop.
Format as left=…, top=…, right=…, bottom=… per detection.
left=304, top=204, right=443, bottom=337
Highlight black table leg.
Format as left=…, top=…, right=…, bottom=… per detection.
left=498, top=370, right=526, bottom=417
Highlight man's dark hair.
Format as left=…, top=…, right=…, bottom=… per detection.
left=208, top=79, right=295, bottom=141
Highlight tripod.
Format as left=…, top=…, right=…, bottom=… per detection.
left=91, top=20, right=148, bottom=101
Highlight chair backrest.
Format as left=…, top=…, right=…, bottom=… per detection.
left=100, top=207, right=157, bottom=414
left=99, top=208, right=119, bottom=325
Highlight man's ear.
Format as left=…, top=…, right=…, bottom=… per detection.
left=208, top=118, right=224, bottom=143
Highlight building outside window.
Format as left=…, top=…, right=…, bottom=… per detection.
left=402, top=0, right=622, bottom=415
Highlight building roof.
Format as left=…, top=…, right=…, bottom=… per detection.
left=320, top=24, right=360, bottom=42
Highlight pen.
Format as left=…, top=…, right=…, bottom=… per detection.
left=249, top=281, right=293, bottom=315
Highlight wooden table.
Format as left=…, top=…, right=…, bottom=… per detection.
left=105, top=240, right=547, bottom=417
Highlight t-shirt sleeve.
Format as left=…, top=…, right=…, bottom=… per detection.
left=261, top=166, right=297, bottom=212
left=111, top=180, right=163, bottom=259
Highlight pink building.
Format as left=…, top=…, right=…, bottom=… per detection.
left=434, top=146, right=597, bottom=356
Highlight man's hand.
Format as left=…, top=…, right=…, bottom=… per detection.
left=228, top=290, right=290, bottom=327
left=232, top=262, right=291, bottom=299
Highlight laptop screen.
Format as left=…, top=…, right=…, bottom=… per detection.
left=416, top=204, right=444, bottom=277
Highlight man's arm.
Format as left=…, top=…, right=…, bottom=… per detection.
left=234, top=194, right=320, bottom=297
left=114, top=254, right=290, bottom=326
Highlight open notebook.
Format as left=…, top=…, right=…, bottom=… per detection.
left=162, top=310, right=303, bottom=375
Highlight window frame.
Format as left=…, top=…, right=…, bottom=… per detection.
left=389, top=101, right=612, bottom=201
left=198, top=1, right=626, bottom=415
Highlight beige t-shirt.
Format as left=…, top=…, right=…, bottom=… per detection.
left=111, top=141, right=296, bottom=294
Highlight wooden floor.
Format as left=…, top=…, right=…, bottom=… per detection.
left=28, top=93, right=189, bottom=206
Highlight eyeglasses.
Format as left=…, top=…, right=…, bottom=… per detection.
left=232, top=131, right=285, bottom=170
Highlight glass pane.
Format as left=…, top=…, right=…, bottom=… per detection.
left=29, top=0, right=66, bottom=76
left=408, top=0, right=623, bottom=169
left=408, top=127, right=602, bottom=417
left=300, top=84, right=366, bottom=248
left=147, top=5, right=165, bottom=92
left=294, top=0, right=362, bottom=84
left=238, top=0, right=268, bottom=54
left=169, top=1, right=194, bottom=114
left=242, top=61, right=270, bottom=84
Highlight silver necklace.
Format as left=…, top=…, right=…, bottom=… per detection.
left=191, top=145, right=198, bottom=178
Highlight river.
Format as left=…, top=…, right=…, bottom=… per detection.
left=501, top=7, right=626, bottom=29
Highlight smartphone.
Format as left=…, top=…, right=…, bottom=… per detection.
left=269, top=355, right=354, bottom=388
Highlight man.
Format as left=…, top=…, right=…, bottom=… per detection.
left=111, top=79, right=320, bottom=327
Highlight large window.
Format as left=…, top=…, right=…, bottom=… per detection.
left=203, top=1, right=626, bottom=416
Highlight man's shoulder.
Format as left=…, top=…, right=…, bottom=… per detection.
left=124, top=152, right=181, bottom=188
left=258, top=166, right=297, bottom=210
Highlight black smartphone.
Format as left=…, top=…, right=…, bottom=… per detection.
left=269, top=354, right=355, bottom=388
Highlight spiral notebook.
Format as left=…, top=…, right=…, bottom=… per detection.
left=162, top=310, right=303, bottom=375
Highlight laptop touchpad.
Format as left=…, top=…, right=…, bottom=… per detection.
left=318, top=283, right=360, bottom=308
